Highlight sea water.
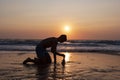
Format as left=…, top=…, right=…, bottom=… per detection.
left=0, top=39, right=120, bottom=80
left=0, top=39, right=120, bottom=54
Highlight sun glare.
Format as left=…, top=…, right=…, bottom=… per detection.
left=64, top=25, right=70, bottom=32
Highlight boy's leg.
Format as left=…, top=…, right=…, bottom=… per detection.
left=46, top=53, right=52, bottom=63
left=34, top=53, right=51, bottom=64
left=35, top=47, right=51, bottom=64
left=34, top=56, right=51, bottom=64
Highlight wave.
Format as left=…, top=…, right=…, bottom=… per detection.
left=0, top=39, right=39, bottom=45
left=0, top=39, right=120, bottom=54
left=0, top=39, right=120, bottom=45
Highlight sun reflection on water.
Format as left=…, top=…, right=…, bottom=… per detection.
left=64, top=52, right=71, bottom=62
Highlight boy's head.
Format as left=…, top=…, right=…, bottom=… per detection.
left=58, top=34, right=67, bottom=43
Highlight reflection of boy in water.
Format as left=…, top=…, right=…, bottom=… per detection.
left=23, top=35, right=67, bottom=64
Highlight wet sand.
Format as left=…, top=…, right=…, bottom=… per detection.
left=0, top=52, right=120, bottom=80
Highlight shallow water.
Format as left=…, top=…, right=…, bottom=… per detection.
left=0, top=52, right=120, bottom=80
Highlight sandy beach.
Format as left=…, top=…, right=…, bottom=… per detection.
left=0, top=52, right=120, bottom=80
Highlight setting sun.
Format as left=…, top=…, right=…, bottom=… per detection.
left=64, top=26, right=70, bottom=32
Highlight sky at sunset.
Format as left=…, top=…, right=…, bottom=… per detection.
left=0, top=0, right=120, bottom=40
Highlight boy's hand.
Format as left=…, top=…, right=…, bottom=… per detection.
left=63, top=54, right=65, bottom=58
left=61, top=57, right=65, bottom=66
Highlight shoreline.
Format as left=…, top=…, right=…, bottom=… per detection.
left=0, top=50, right=120, bottom=55
left=0, top=52, right=120, bottom=80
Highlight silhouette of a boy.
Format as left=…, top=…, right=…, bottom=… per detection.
left=23, top=35, right=67, bottom=65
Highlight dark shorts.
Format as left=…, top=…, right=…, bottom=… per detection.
left=35, top=46, right=51, bottom=64
left=36, top=46, right=48, bottom=57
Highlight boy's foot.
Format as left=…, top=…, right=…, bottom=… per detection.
left=23, top=57, right=32, bottom=64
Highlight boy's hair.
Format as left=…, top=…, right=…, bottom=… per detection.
left=58, top=34, right=67, bottom=41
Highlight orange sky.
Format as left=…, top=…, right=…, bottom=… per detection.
left=0, top=0, right=120, bottom=40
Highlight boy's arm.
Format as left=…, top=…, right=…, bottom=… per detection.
left=51, top=44, right=65, bottom=64
left=55, top=52, right=65, bottom=58
left=51, top=44, right=65, bottom=58
left=53, top=52, right=65, bottom=64
left=51, top=44, right=57, bottom=64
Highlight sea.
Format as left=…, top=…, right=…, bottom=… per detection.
left=0, top=39, right=120, bottom=55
